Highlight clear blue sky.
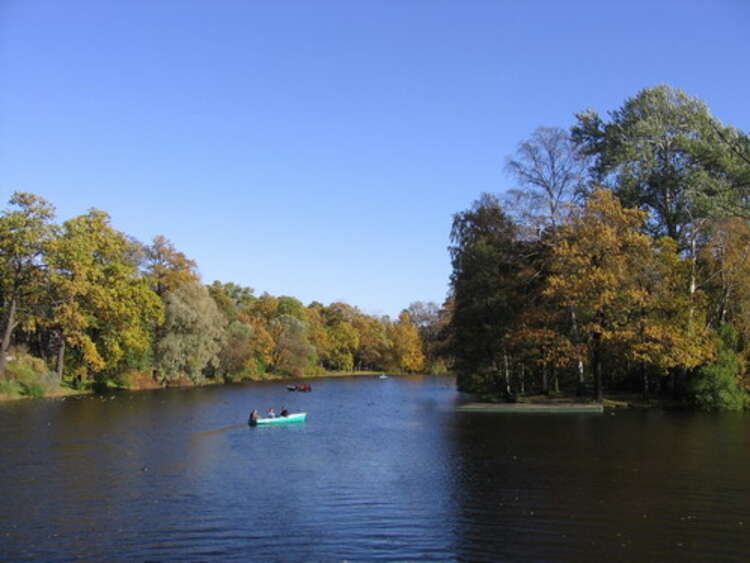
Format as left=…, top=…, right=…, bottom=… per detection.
left=1, top=1, right=748, bottom=318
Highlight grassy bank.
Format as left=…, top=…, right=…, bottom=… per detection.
left=1, top=369, right=394, bottom=402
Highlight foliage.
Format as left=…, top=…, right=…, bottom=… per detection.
left=156, top=282, right=226, bottom=382
left=143, top=235, right=200, bottom=297
left=572, top=85, right=742, bottom=244
left=46, top=210, right=164, bottom=381
left=218, top=321, right=256, bottom=379
left=689, top=325, right=748, bottom=411
left=4, top=349, right=58, bottom=397
left=268, top=314, right=314, bottom=377
left=385, top=312, right=425, bottom=373
left=0, top=192, right=56, bottom=375
left=448, top=193, right=531, bottom=392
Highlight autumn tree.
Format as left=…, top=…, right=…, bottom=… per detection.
left=386, top=312, right=425, bottom=373
left=208, top=281, right=256, bottom=322
left=545, top=189, right=655, bottom=400
left=627, top=237, right=713, bottom=397
left=46, top=210, right=164, bottom=382
left=143, top=235, right=199, bottom=298
left=218, top=321, right=256, bottom=379
left=0, top=193, right=56, bottom=376
left=352, top=313, right=389, bottom=371
left=268, top=314, right=314, bottom=376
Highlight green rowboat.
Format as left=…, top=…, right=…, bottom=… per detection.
left=249, top=412, right=307, bottom=426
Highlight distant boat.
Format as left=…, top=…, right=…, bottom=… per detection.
left=379, top=374, right=388, bottom=379
left=249, top=412, right=307, bottom=426
left=287, top=384, right=312, bottom=392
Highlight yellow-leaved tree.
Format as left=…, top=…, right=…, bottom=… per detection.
left=386, top=312, right=425, bottom=374
left=545, top=189, right=654, bottom=401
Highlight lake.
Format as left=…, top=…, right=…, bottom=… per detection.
left=1, top=374, right=748, bottom=561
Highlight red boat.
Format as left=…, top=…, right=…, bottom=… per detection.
left=286, top=384, right=312, bottom=392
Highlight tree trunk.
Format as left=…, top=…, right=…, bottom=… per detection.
left=592, top=333, right=603, bottom=402
left=56, top=330, right=66, bottom=383
left=0, top=296, right=18, bottom=377
left=541, top=365, right=549, bottom=395
left=520, top=364, right=525, bottom=395
left=553, top=367, right=559, bottom=394
left=503, top=353, right=511, bottom=396
left=641, top=362, right=649, bottom=400
left=570, top=309, right=585, bottom=396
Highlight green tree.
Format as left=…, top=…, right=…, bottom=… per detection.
left=689, top=324, right=748, bottom=411
left=156, top=281, right=226, bottom=382
left=448, top=193, right=527, bottom=393
left=0, top=192, right=56, bottom=376
left=572, top=85, right=741, bottom=245
left=46, top=210, right=163, bottom=382
left=218, top=321, right=256, bottom=379
left=268, top=314, right=313, bottom=376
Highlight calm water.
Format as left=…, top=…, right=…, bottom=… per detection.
left=1, top=374, right=749, bottom=561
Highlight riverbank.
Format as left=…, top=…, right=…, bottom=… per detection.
left=0, top=369, right=394, bottom=402
left=458, top=401, right=603, bottom=413
left=462, top=392, right=686, bottom=411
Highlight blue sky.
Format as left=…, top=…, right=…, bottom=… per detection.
left=1, top=0, right=748, bottom=317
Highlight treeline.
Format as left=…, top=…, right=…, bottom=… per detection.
left=447, top=85, right=750, bottom=410
left=0, top=198, right=438, bottom=397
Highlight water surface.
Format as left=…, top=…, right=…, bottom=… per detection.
left=1, top=375, right=748, bottom=560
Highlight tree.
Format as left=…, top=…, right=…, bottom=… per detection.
left=156, top=281, right=226, bottom=382
left=208, top=281, right=255, bottom=322
left=700, top=217, right=750, bottom=333
left=352, top=313, right=389, bottom=371
left=326, top=321, right=359, bottom=371
left=448, top=193, right=526, bottom=393
left=386, top=312, right=425, bottom=373
left=572, top=85, right=740, bottom=245
left=143, top=235, right=199, bottom=298
left=504, top=126, right=589, bottom=230
left=46, top=210, right=164, bottom=382
left=689, top=324, right=747, bottom=411
left=268, top=314, right=314, bottom=376
left=0, top=192, right=56, bottom=376
left=545, top=189, right=654, bottom=401
left=405, top=301, right=449, bottom=373
left=627, top=237, right=713, bottom=397
left=218, top=321, right=256, bottom=379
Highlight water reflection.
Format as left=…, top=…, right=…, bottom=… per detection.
left=1, top=377, right=749, bottom=560
left=449, top=409, right=750, bottom=561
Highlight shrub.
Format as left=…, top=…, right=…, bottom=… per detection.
left=0, top=380, right=22, bottom=398
left=4, top=348, right=58, bottom=398
left=689, top=325, right=748, bottom=411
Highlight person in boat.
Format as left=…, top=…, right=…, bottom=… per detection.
left=280, top=407, right=289, bottom=417
left=249, top=409, right=259, bottom=425
left=267, top=408, right=276, bottom=418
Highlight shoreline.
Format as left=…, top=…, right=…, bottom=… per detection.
left=0, top=370, right=395, bottom=403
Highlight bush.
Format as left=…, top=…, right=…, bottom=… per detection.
left=0, top=380, right=22, bottom=398
left=689, top=325, right=748, bottom=411
left=4, top=349, right=58, bottom=398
